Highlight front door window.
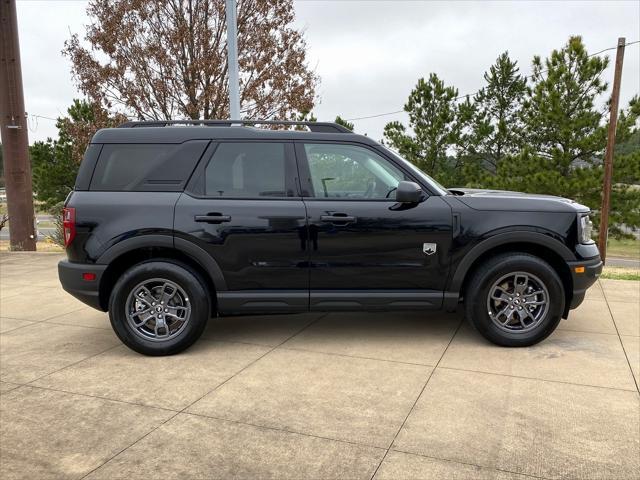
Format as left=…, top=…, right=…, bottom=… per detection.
left=303, top=143, right=407, bottom=200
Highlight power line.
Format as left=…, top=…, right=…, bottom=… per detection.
left=27, top=113, right=57, bottom=121
left=345, top=40, right=640, bottom=122
left=25, top=40, right=640, bottom=125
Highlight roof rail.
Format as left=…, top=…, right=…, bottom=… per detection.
left=117, top=119, right=352, bottom=133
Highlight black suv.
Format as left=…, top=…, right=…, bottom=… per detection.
left=58, top=120, right=602, bottom=355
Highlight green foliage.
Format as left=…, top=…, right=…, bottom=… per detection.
left=383, top=73, right=463, bottom=185
left=486, top=38, right=639, bottom=237
left=30, top=99, right=96, bottom=211
left=334, top=116, right=354, bottom=131
left=462, top=52, right=527, bottom=174
left=46, top=201, right=66, bottom=247
left=30, top=141, right=76, bottom=211
left=387, top=36, right=639, bottom=238
left=522, top=36, right=609, bottom=172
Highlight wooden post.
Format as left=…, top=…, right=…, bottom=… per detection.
left=597, top=38, right=626, bottom=263
left=0, top=0, right=36, bottom=251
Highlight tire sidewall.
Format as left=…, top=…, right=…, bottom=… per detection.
left=467, top=255, right=565, bottom=347
left=109, top=261, right=209, bottom=355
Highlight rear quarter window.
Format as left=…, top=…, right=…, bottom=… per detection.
left=89, top=140, right=208, bottom=191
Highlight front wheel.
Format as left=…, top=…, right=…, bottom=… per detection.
left=464, top=253, right=565, bottom=347
left=109, top=261, right=209, bottom=355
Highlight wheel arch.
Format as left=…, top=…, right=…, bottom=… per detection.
left=447, top=233, right=575, bottom=316
left=97, top=236, right=226, bottom=312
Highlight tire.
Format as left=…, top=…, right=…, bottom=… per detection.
left=108, top=260, right=210, bottom=355
left=464, top=253, right=564, bottom=347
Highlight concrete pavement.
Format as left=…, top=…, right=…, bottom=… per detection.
left=0, top=253, right=638, bottom=479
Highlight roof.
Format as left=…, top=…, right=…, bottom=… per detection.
left=91, top=120, right=376, bottom=146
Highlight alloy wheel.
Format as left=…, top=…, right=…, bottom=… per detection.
left=125, top=278, right=191, bottom=342
left=486, top=271, right=549, bottom=333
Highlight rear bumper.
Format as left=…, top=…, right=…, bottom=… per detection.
left=567, top=255, right=603, bottom=310
left=58, top=260, right=107, bottom=311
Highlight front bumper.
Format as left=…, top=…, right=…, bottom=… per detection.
left=567, top=255, right=603, bottom=310
left=58, top=260, right=107, bottom=311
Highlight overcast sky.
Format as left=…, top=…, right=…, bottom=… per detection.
left=16, top=0, right=640, bottom=144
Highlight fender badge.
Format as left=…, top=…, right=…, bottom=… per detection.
left=423, top=243, right=437, bottom=255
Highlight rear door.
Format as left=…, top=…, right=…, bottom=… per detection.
left=296, top=141, right=452, bottom=310
left=174, top=141, right=309, bottom=314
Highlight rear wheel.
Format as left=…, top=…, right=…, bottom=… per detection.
left=109, top=261, right=209, bottom=355
left=464, top=253, right=564, bottom=347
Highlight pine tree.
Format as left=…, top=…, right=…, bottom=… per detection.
left=334, top=116, right=354, bottom=131
left=30, top=100, right=123, bottom=210
left=465, top=52, right=527, bottom=174
left=488, top=37, right=639, bottom=238
left=383, top=73, right=462, bottom=185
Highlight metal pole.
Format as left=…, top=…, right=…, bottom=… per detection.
left=0, top=0, right=36, bottom=251
left=597, top=37, right=626, bottom=263
left=225, top=0, right=240, bottom=120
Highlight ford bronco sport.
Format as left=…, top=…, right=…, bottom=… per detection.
left=58, top=120, right=603, bottom=355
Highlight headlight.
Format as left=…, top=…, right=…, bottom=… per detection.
left=579, top=214, right=594, bottom=244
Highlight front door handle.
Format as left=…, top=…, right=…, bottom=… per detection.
left=320, top=214, right=357, bottom=225
left=194, top=213, right=232, bottom=224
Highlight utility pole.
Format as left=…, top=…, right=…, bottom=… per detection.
left=225, top=0, right=240, bottom=120
left=597, top=37, right=626, bottom=263
left=0, top=0, right=36, bottom=251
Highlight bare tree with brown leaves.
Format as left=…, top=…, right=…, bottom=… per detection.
left=64, top=0, right=318, bottom=121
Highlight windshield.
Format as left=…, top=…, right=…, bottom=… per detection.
left=380, top=146, right=449, bottom=195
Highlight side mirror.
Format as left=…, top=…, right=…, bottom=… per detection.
left=395, top=181, right=423, bottom=203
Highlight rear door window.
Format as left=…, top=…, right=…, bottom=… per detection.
left=204, top=142, right=291, bottom=198
left=89, top=141, right=208, bottom=191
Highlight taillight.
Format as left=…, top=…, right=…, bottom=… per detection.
left=62, top=207, right=76, bottom=247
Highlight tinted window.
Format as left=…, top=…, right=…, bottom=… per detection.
left=90, top=141, right=207, bottom=191
left=304, top=143, right=407, bottom=199
left=205, top=142, right=287, bottom=197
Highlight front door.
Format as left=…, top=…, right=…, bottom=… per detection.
left=174, top=141, right=308, bottom=314
left=295, top=142, right=452, bottom=310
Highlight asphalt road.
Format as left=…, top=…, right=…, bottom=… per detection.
left=0, top=228, right=56, bottom=240
left=607, top=256, right=640, bottom=268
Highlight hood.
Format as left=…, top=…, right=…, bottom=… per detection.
left=448, top=188, right=590, bottom=213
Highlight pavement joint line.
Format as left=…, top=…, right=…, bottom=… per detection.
left=0, top=318, right=38, bottom=334
left=279, top=328, right=634, bottom=392
left=79, top=312, right=330, bottom=479
left=21, top=343, right=123, bottom=387
left=556, top=326, right=620, bottom=336
left=181, top=410, right=387, bottom=452
left=437, top=365, right=640, bottom=394
left=0, top=306, right=106, bottom=331
left=368, top=316, right=465, bottom=480
left=24, top=305, right=97, bottom=324
left=601, top=285, right=640, bottom=394
left=38, top=320, right=112, bottom=331
left=388, top=447, right=552, bottom=480
left=276, top=344, right=439, bottom=368
left=6, top=383, right=179, bottom=414
left=20, top=381, right=392, bottom=455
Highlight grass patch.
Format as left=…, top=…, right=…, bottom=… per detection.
left=601, top=266, right=640, bottom=281
left=606, top=238, right=640, bottom=259
left=0, top=239, right=64, bottom=253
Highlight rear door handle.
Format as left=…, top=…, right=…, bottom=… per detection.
left=320, top=214, right=356, bottom=225
left=194, top=214, right=232, bottom=224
